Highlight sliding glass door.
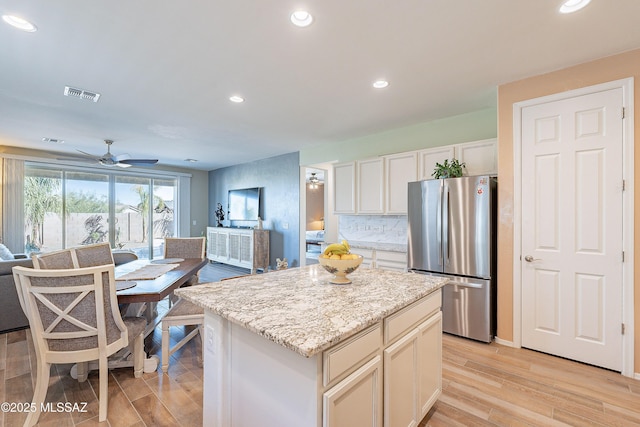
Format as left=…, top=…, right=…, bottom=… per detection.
left=24, top=164, right=177, bottom=258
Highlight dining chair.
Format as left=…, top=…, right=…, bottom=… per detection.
left=161, top=273, right=251, bottom=373
left=161, top=297, right=204, bottom=373
left=31, top=243, right=147, bottom=382
left=12, top=264, right=146, bottom=426
left=112, top=249, right=139, bottom=266
left=31, top=247, right=75, bottom=269
left=159, top=237, right=208, bottom=373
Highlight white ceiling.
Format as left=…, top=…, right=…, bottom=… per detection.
left=1, top=1, right=640, bottom=171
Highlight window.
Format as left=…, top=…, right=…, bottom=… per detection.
left=24, top=164, right=178, bottom=258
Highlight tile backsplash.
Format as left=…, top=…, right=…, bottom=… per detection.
left=338, top=215, right=408, bottom=245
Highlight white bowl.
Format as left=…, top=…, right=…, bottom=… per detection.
left=318, top=255, right=363, bottom=284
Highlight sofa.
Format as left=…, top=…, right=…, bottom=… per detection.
left=0, top=255, right=33, bottom=333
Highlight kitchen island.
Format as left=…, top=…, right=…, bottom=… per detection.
left=176, top=264, right=447, bottom=427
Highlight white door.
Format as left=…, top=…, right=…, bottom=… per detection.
left=521, top=88, right=624, bottom=371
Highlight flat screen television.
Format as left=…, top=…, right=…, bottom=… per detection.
left=228, top=187, right=261, bottom=221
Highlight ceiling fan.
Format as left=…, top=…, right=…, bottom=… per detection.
left=65, top=139, right=158, bottom=168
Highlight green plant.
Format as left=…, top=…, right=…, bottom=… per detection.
left=431, top=158, right=466, bottom=179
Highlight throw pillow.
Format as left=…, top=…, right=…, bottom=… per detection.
left=0, top=243, right=14, bottom=260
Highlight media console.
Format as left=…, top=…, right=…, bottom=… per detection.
left=206, top=227, right=270, bottom=273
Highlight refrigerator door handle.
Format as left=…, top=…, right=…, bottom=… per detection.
left=437, top=182, right=443, bottom=266
left=442, top=184, right=450, bottom=266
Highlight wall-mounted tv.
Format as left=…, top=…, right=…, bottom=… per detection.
left=228, top=187, right=261, bottom=221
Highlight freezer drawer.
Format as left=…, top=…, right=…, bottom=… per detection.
left=441, top=276, right=494, bottom=343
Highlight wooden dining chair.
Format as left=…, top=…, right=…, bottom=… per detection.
left=12, top=264, right=146, bottom=425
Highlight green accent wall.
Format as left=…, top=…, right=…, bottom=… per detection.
left=299, top=107, right=497, bottom=165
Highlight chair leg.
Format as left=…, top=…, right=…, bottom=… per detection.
left=132, top=333, right=144, bottom=378
left=25, top=359, right=50, bottom=427
left=98, top=356, right=108, bottom=422
left=161, top=322, right=170, bottom=373
left=76, top=361, right=89, bottom=382
left=197, top=324, right=204, bottom=367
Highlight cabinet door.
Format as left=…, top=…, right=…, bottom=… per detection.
left=383, top=328, right=419, bottom=427
left=324, top=356, right=382, bottom=427
left=385, top=152, right=417, bottom=214
left=417, top=146, right=455, bottom=180
left=334, top=162, right=356, bottom=214
left=418, top=312, right=442, bottom=419
left=357, top=158, right=384, bottom=214
left=375, top=250, right=407, bottom=272
left=455, top=138, right=497, bottom=176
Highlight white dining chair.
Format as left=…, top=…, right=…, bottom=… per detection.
left=12, top=264, right=146, bottom=425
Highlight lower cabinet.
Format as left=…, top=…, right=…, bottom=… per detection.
left=384, top=312, right=442, bottom=427
left=323, top=356, right=383, bottom=427
left=323, top=290, right=442, bottom=427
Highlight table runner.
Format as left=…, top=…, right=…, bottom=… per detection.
left=116, top=263, right=179, bottom=281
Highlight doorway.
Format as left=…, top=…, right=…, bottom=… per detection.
left=513, top=79, right=634, bottom=376
left=299, top=164, right=336, bottom=266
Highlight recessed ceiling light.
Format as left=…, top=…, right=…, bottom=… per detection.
left=2, top=14, right=37, bottom=32
left=229, top=95, right=244, bottom=103
left=290, top=10, right=313, bottom=27
left=559, top=0, right=591, bottom=14
left=185, top=158, right=198, bottom=163
left=373, top=80, right=389, bottom=89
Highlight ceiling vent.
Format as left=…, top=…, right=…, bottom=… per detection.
left=64, top=86, right=101, bottom=102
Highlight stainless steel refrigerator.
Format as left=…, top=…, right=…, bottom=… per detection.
left=407, top=175, right=497, bottom=342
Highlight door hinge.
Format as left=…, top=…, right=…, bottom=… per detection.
left=622, top=251, right=625, bottom=262
left=622, top=323, right=625, bottom=335
left=622, top=107, right=626, bottom=119
left=622, top=180, right=626, bottom=191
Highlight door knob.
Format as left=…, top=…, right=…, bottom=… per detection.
left=524, top=255, right=539, bottom=262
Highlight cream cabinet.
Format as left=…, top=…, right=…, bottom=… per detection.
left=383, top=295, right=442, bottom=427
left=385, top=152, right=417, bottom=214
left=375, top=250, right=407, bottom=272
left=417, top=146, right=455, bottom=180
left=357, top=158, right=385, bottom=214
left=207, top=227, right=269, bottom=273
left=334, top=162, right=356, bottom=214
left=455, top=139, right=497, bottom=176
left=418, top=138, right=497, bottom=180
left=333, top=139, right=496, bottom=215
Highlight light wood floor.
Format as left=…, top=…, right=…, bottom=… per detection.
left=1, top=263, right=639, bottom=426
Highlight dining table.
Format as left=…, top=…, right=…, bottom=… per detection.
left=115, top=257, right=208, bottom=304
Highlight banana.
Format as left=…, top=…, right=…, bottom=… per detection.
left=324, top=243, right=348, bottom=256
left=341, top=239, right=350, bottom=252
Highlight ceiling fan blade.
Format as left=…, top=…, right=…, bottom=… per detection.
left=57, top=156, right=95, bottom=163
left=75, top=149, right=100, bottom=159
left=119, top=159, right=159, bottom=166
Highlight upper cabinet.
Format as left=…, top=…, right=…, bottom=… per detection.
left=357, top=158, right=385, bottom=214
left=454, top=139, right=497, bottom=177
left=417, top=138, right=497, bottom=180
left=334, top=161, right=356, bottom=214
left=333, top=138, right=496, bottom=215
left=385, top=152, right=417, bottom=214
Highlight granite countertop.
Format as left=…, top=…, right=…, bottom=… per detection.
left=176, top=265, right=447, bottom=358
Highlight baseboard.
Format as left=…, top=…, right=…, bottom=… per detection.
left=635, top=372, right=640, bottom=381
left=493, top=336, right=515, bottom=347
